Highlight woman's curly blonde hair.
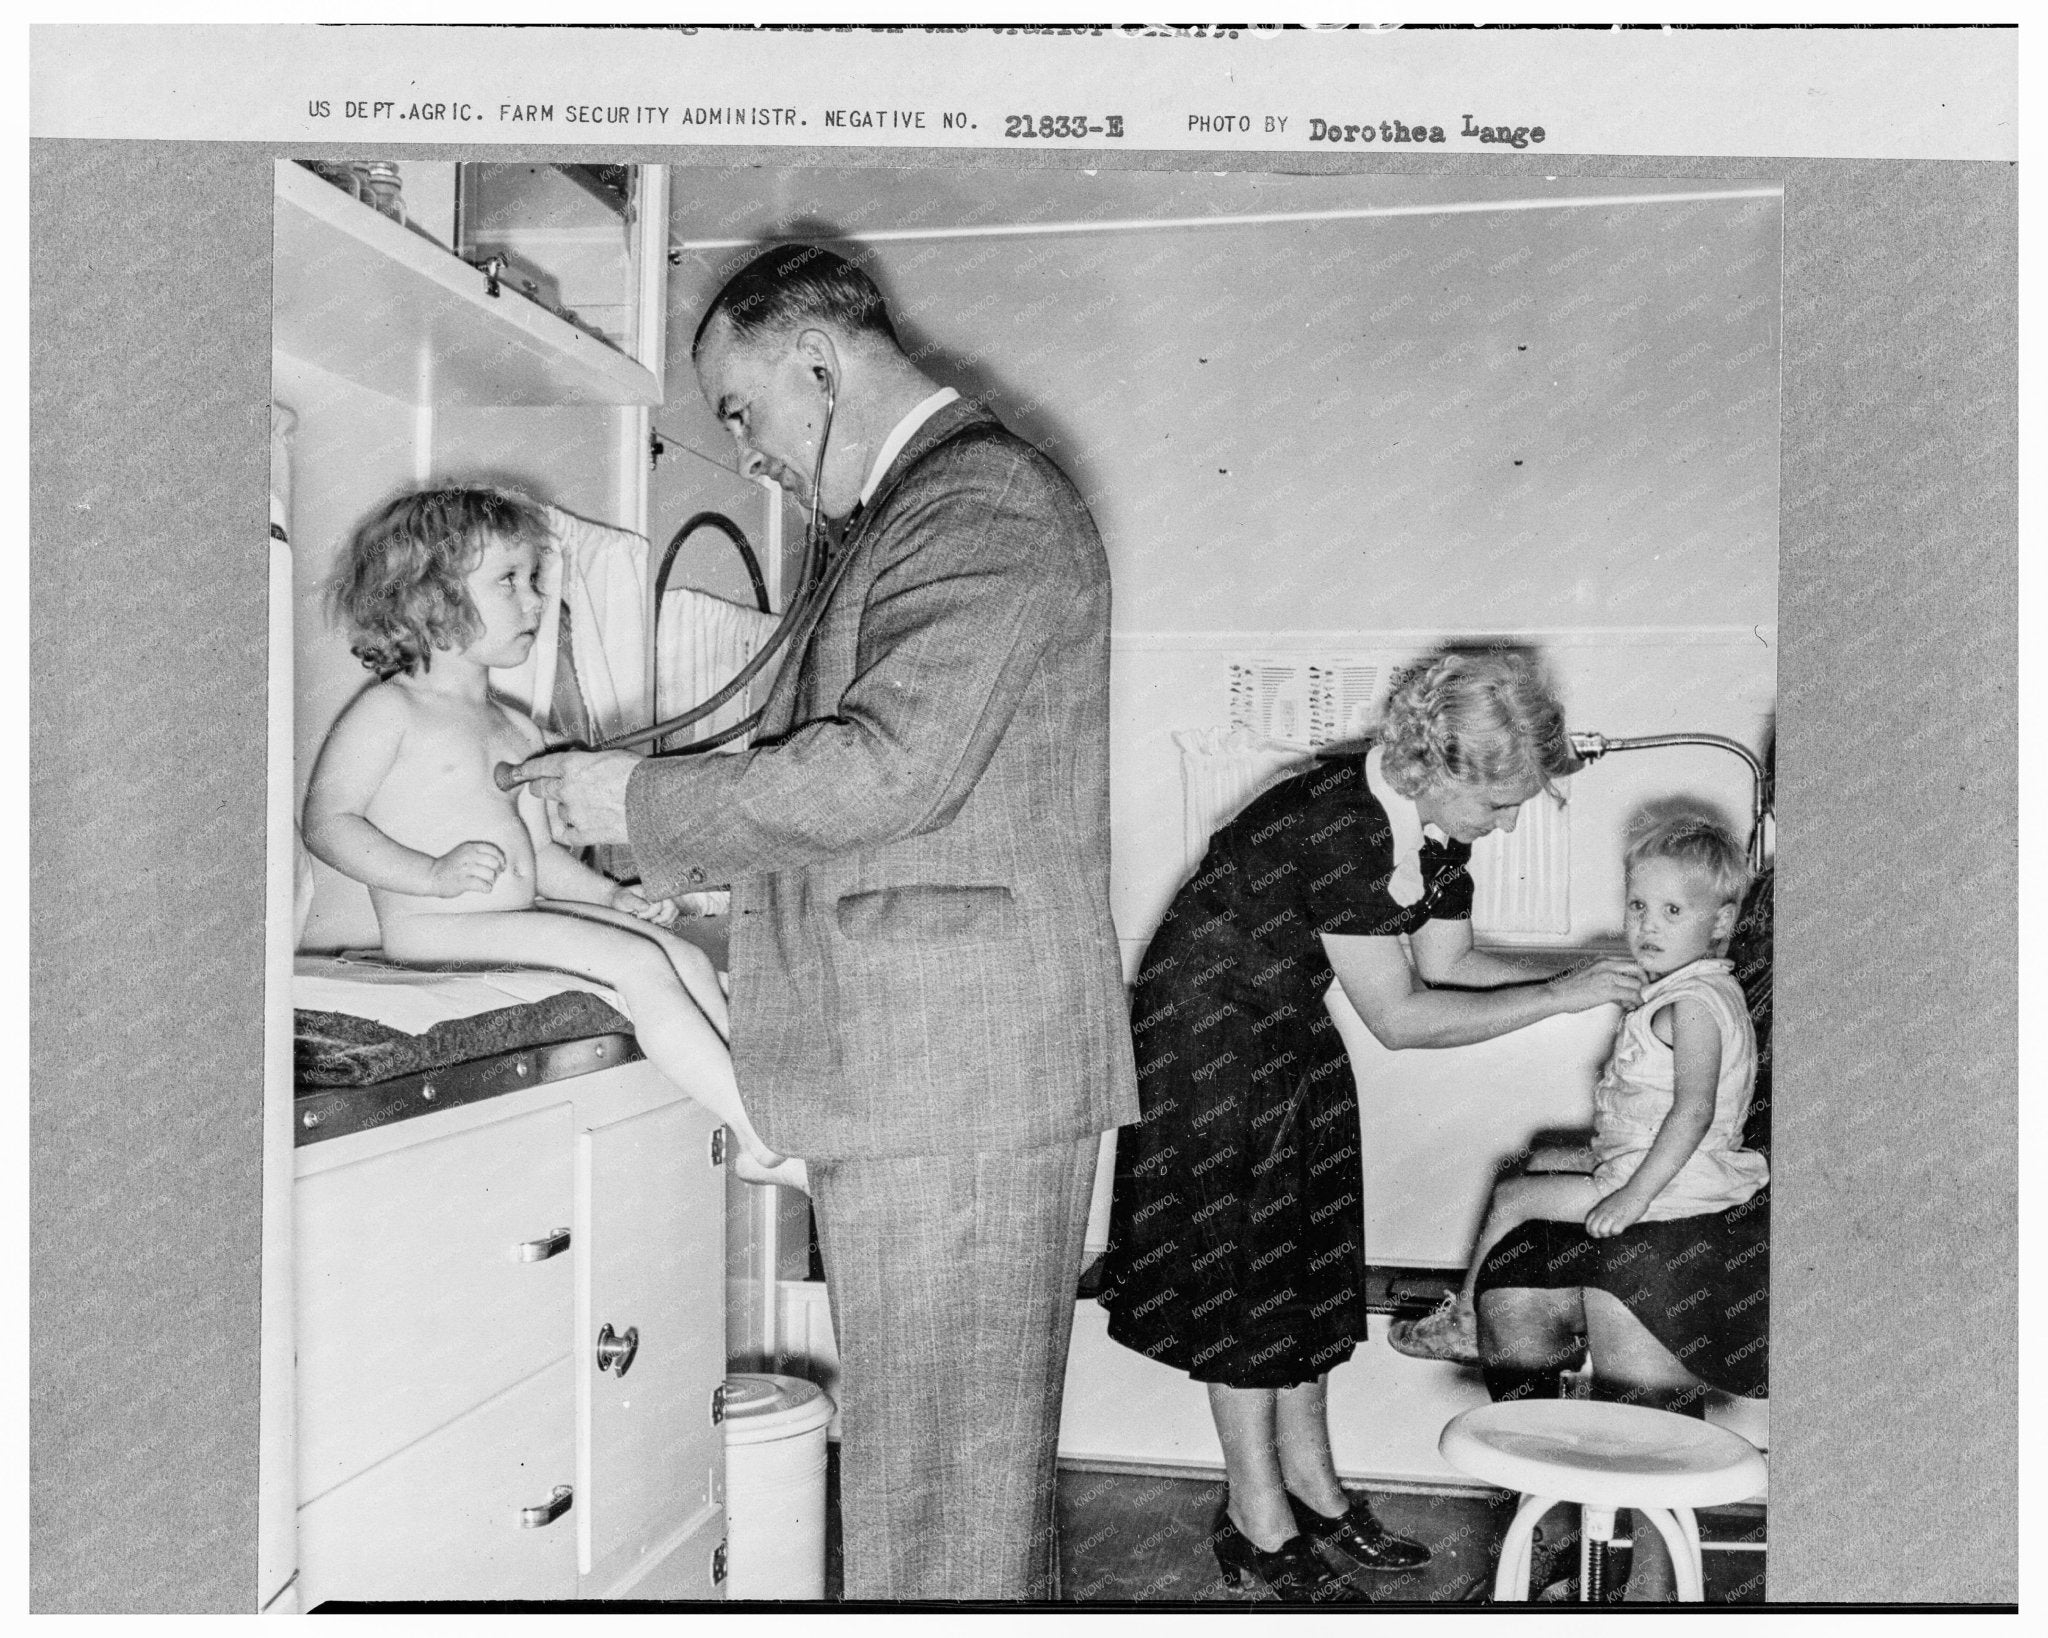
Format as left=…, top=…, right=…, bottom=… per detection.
left=1378, top=647, right=1578, bottom=799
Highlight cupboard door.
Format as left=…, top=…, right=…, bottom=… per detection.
left=297, top=1102, right=575, bottom=1497
left=298, top=1356, right=578, bottom=1606
left=578, top=1099, right=726, bottom=1587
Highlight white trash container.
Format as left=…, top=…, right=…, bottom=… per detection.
left=722, top=1373, right=834, bottom=1600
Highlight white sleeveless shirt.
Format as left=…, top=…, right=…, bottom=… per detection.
left=1591, top=956, right=1768, bottom=1219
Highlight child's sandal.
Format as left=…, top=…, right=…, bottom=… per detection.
left=1386, top=1292, right=1481, bottom=1363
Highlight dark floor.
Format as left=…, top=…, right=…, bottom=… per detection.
left=817, top=1447, right=1767, bottom=1606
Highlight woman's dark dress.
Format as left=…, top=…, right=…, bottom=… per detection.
left=1099, top=752, right=1472, bottom=1389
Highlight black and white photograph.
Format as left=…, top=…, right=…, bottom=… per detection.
left=273, top=159, right=1781, bottom=1607
left=29, top=23, right=2015, bottom=1615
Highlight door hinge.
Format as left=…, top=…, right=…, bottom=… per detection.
left=711, top=1539, right=728, bottom=1586
left=710, top=1382, right=727, bottom=1425
left=710, top=1127, right=727, bottom=1168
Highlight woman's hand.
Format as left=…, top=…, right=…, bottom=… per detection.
left=611, top=884, right=680, bottom=926
left=429, top=840, right=507, bottom=897
left=1586, top=1187, right=1648, bottom=1239
left=1548, top=956, right=1647, bottom=1014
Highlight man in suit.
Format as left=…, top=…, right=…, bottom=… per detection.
left=515, top=246, right=1138, bottom=1600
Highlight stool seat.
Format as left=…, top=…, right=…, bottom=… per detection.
left=1440, top=1399, right=1766, bottom=1511
left=1440, top=1401, right=1767, bottom=1602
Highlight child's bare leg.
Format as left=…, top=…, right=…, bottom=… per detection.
left=527, top=904, right=806, bottom=1191
left=1524, top=1143, right=1598, bottom=1175
left=535, top=899, right=730, bottom=1038
left=1391, top=1172, right=1603, bottom=1362
left=383, top=910, right=791, bottom=1180
left=1456, top=1173, right=1603, bottom=1311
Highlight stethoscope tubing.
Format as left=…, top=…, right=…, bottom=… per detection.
left=495, top=376, right=838, bottom=790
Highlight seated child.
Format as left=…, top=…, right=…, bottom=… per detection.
left=1389, top=814, right=1766, bottom=1363
left=302, top=486, right=803, bottom=1190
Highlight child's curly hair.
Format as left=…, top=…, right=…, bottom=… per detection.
left=1378, top=647, right=1578, bottom=799
left=1625, top=814, right=1753, bottom=908
left=327, top=488, right=550, bottom=679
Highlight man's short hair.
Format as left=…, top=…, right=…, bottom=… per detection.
left=691, top=243, right=898, bottom=358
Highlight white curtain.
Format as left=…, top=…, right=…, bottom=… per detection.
left=1171, top=726, right=1313, bottom=866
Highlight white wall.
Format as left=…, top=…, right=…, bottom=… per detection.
left=663, top=171, right=1777, bottom=948
left=626, top=170, right=1798, bottom=1479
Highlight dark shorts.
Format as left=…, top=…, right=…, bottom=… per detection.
left=1475, top=1187, right=1770, bottom=1400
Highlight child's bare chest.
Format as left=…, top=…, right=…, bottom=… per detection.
left=374, top=700, right=528, bottom=841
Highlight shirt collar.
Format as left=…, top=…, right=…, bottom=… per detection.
left=1643, top=955, right=1734, bottom=998
left=859, top=387, right=961, bottom=507
left=1365, top=744, right=1450, bottom=908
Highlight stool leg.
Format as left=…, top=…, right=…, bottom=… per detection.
left=1494, top=1494, right=1556, bottom=1601
left=1675, top=1505, right=1703, bottom=1570
left=1581, top=1504, right=1616, bottom=1603
left=1639, top=1507, right=1704, bottom=1601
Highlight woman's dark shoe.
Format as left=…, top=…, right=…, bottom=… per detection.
left=1211, top=1507, right=1364, bottom=1603
left=1287, top=1490, right=1433, bottom=1572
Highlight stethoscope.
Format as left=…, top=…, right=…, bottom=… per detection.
left=495, top=369, right=840, bottom=791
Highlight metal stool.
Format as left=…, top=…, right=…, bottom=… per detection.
left=1439, top=1399, right=1767, bottom=1602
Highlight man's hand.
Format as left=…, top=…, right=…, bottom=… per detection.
left=511, top=749, right=638, bottom=848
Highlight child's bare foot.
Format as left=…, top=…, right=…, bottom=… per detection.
left=732, top=1150, right=809, bottom=1194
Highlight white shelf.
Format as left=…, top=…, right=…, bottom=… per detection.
left=272, top=162, right=661, bottom=409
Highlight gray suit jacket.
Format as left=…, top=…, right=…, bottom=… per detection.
left=627, top=399, right=1139, bottom=1159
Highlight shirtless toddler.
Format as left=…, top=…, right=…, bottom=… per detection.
left=302, top=487, right=802, bottom=1188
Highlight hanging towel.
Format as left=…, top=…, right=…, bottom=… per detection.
left=653, top=585, right=781, bottom=749
left=538, top=503, right=783, bottom=753
left=547, top=505, right=653, bottom=742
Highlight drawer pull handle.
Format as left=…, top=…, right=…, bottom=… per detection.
left=515, top=1227, right=571, bottom=1263
left=520, top=1484, right=573, bottom=1529
left=596, top=1322, right=640, bottom=1378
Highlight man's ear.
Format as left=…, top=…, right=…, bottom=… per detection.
left=795, top=327, right=841, bottom=390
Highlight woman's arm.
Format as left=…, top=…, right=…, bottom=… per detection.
left=1324, top=931, right=1642, bottom=1050
left=1585, top=995, right=1722, bottom=1237
left=1408, top=917, right=1575, bottom=988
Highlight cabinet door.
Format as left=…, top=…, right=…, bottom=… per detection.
left=298, top=1356, right=579, bottom=1606
left=297, top=1102, right=575, bottom=1497
left=578, top=1099, right=726, bottom=1588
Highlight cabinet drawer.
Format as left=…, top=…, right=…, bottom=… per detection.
left=297, top=1102, right=575, bottom=1496
left=579, top=1098, right=727, bottom=1586
left=299, top=1355, right=578, bottom=1606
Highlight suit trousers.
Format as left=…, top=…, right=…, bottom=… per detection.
left=808, top=1134, right=1099, bottom=1602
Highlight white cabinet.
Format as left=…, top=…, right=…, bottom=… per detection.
left=578, top=1098, right=729, bottom=1592
left=299, top=1358, right=581, bottom=1603
left=294, top=1061, right=727, bottom=1605
left=273, top=160, right=663, bottom=408
left=297, top=1103, right=575, bottom=1498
